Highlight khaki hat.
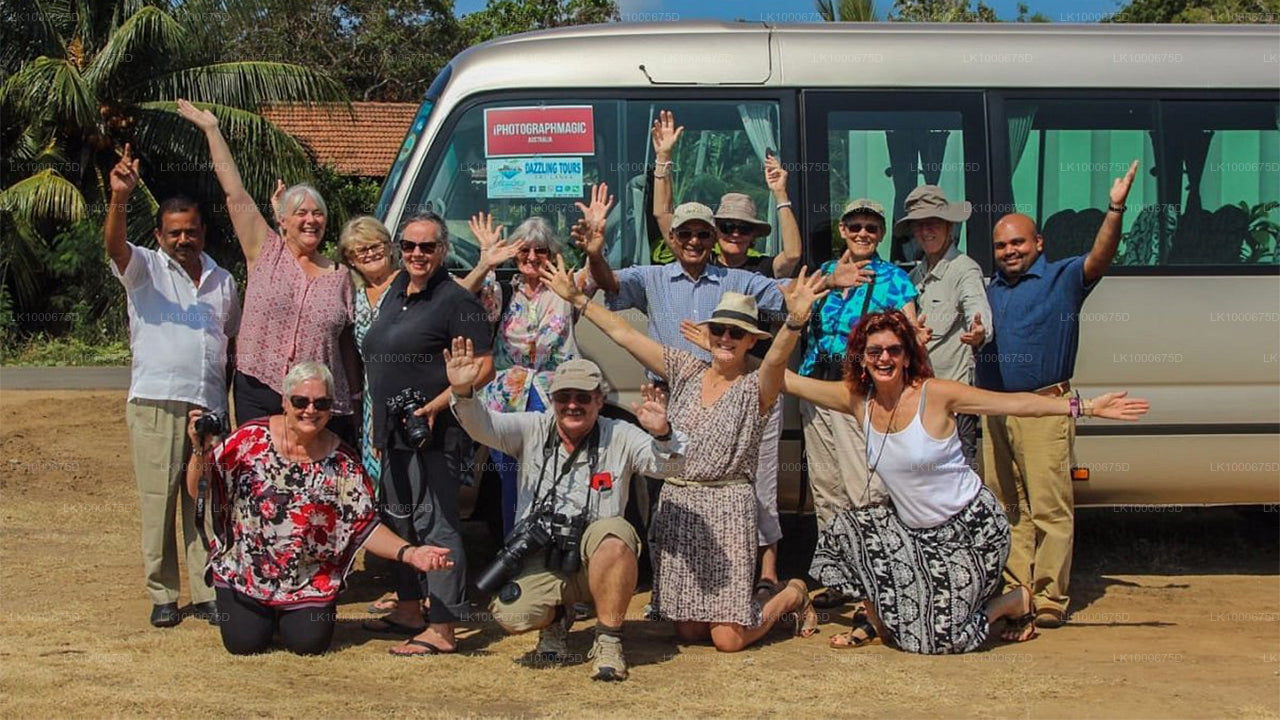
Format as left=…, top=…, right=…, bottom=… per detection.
left=840, top=198, right=887, bottom=224
left=714, top=193, right=771, bottom=235
left=892, top=185, right=972, bottom=238
left=696, top=292, right=772, bottom=339
left=671, top=202, right=716, bottom=231
left=549, top=358, right=605, bottom=394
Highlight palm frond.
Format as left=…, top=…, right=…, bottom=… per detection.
left=0, top=57, right=100, bottom=135
left=130, top=62, right=349, bottom=111
left=0, top=169, right=89, bottom=227
left=85, top=5, right=188, bottom=88
left=816, top=0, right=837, bottom=21
left=0, top=0, right=71, bottom=74
left=0, top=212, right=49, bottom=306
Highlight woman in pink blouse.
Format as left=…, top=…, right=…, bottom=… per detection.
left=469, top=184, right=613, bottom=535
left=178, top=100, right=360, bottom=442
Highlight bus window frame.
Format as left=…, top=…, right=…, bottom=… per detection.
left=988, top=88, right=1280, bottom=278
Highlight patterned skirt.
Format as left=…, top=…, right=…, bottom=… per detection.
left=810, top=487, right=1011, bottom=654
left=650, top=482, right=762, bottom=627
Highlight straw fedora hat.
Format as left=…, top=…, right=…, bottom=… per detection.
left=892, top=185, right=972, bottom=238
left=696, top=292, right=772, bottom=339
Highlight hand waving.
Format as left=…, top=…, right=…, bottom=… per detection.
left=651, top=110, right=683, bottom=157
left=574, top=182, right=615, bottom=233
left=537, top=254, right=584, bottom=305
left=764, top=153, right=788, bottom=195
left=781, top=266, right=829, bottom=324
left=679, top=318, right=710, bottom=351
left=270, top=178, right=286, bottom=222
left=1089, top=391, right=1150, bottom=422
left=443, top=336, right=484, bottom=393
left=470, top=212, right=520, bottom=268
left=175, top=98, right=219, bottom=133
left=959, top=313, right=985, bottom=347
left=829, top=251, right=875, bottom=289
left=632, top=383, right=672, bottom=437
left=110, top=144, right=140, bottom=196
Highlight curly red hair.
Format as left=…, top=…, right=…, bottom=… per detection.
left=844, top=309, right=934, bottom=393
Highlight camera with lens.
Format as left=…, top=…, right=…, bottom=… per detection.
left=545, top=512, right=588, bottom=575
left=194, top=410, right=229, bottom=437
left=386, top=388, right=434, bottom=449
left=475, top=509, right=553, bottom=594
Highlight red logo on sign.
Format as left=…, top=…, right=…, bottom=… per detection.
left=485, top=106, right=595, bottom=157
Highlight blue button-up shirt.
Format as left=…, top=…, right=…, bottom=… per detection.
left=976, top=254, right=1098, bottom=393
left=606, top=262, right=784, bottom=362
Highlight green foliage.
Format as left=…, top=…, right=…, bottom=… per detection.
left=312, top=164, right=382, bottom=247
left=461, top=0, right=618, bottom=44
left=890, top=0, right=999, bottom=21
left=816, top=0, right=881, bottom=21
left=1107, top=0, right=1279, bottom=23
left=1240, top=200, right=1279, bottom=264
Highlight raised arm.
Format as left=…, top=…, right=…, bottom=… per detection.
left=781, top=370, right=858, bottom=415
left=176, top=99, right=270, bottom=269
left=1083, top=159, right=1139, bottom=284
left=930, top=379, right=1149, bottom=421
left=573, top=183, right=620, bottom=294
left=651, top=110, right=682, bottom=239
left=104, top=144, right=138, bottom=274
left=458, top=211, right=521, bottom=293
left=765, top=154, right=802, bottom=278
left=759, top=267, right=827, bottom=413
left=540, top=256, right=666, bottom=379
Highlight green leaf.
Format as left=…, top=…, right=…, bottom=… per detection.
left=0, top=168, right=89, bottom=226
left=130, top=61, right=349, bottom=111
left=0, top=56, right=99, bottom=135
left=84, top=5, right=189, bottom=89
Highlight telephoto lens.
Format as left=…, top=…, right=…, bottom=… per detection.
left=475, top=512, right=552, bottom=594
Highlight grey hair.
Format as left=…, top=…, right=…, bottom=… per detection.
left=397, top=211, right=449, bottom=245
left=282, top=361, right=334, bottom=397
left=510, top=216, right=561, bottom=255
left=339, top=216, right=394, bottom=288
left=279, top=184, right=328, bottom=219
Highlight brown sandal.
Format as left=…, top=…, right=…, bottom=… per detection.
left=786, top=579, right=820, bottom=638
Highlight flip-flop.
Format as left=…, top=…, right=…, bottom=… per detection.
left=362, top=618, right=426, bottom=635
left=388, top=639, right=454, bottom=657
left=366, top=597, right=398, bottom=614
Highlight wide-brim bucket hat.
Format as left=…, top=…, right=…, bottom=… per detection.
left=892, top=185, right=972, bottom=237
left=714, top=193, right=772, bottom=235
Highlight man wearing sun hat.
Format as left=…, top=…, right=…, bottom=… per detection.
left=900, top=185, right=992, bottom=467
left=448, top=348, right=688, bottom=682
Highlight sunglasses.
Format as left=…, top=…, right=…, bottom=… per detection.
left=717, top=221, right=755, bottom=236
left=675, top=229, right=714, bottom=242
left=843, top=221, right=882, bottom=234
left=517, top=246, right=551, bottom=257
left=707, top=323, right=749, bottom=340
left=863, top=345, right=905, bottom=360
left=551, top=391, right=595, bottom=405
left=289, top=395, right=334, bottom=411
left=400, top=239, right=440, bottom=255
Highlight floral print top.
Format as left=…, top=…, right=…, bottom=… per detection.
left=477, top=270, right=594, bottom=413
left=208, top=420, right=379, bottom=608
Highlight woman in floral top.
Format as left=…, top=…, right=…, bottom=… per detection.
left=471, top=184, right=613, bottom=535
left=185, top=361, right=452, bottom=656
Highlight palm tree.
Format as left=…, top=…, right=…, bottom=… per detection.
left=816, top=0, right=880, bottom=21
left=0, top=0, right=346, bottom=311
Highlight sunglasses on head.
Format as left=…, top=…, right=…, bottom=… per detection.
left=289, top=395, right=334, bottom=411
left=843, top=221, right=882, bottom=234
left=400, top=239, right=440, bottom=255
left=517, top=246, right=551, bottom=257
left=863, top=345, right=905, bottom=360
left=707, top=323, right=748, bottom=340
left=675, top=229, right=714, bottom=242
left=717, top=221, right=755, bottom=236
left=552, top=390, right=595, bottom=405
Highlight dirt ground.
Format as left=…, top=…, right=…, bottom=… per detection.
left=1, top=389, right=1278, bottom=720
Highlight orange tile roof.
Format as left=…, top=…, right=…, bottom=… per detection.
left=262, top=102, right=418, bottom=177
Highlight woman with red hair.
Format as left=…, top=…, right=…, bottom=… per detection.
left=783, top=309, right=1148, bottom=654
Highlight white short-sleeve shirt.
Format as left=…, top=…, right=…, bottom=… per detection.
left=112, top=243, right=240, bottom=411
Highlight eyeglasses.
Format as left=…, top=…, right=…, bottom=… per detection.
left=863, top=345, right=905, bottom=360
left=843, top=221, right=882, bottom=234
left=707, top=323, right=748, bottom=340
left=674, top=229, right=714, bottom=242
left=717, top=221, right=755, bottom=237
left=551, top=391, right=595, bottom=405
left=350, top=245, right=386, bottom=260
left=400, top=239, right=440, bottom=255
left=517, top=246, right=551, bottom=257
left=289, top=395, right=334, bottom=411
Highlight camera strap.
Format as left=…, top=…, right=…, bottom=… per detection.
left=531, top=422, right=600, bottom=517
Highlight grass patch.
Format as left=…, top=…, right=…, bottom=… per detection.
left=0, top=335, right=132, bottom=366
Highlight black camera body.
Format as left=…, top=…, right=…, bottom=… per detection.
left=194, top=411, right=229, bottom=437
left=546, top=512, right=588, bottom=575
left=386, top=388, right=434, bottom=449
left=475, top=508, right=590, bottom=594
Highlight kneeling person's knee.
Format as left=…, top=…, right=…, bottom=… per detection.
left=491, top=573, right=562, bottom=634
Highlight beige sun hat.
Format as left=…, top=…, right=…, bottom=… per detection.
left=892, top=185, right=972, bottom=238
left=714, top=193, right=771, bottom=235
left=696, top=292, right=772, bottom=339
left=548, top=358, right=605, bottom=394
left=671, top=202, right=716, bottom=231
left=840, top=198, right=887, bottom=225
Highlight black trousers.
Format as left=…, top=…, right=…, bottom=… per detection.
left=957, top=412, right=979, bottom=470
left=233, top=371, right=356, bottom=446
left=381, top=430, right=469, bottom=623
left=215, top=587, right=335, bottom=656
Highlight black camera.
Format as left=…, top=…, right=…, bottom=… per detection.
left=386, top=388, right=433, bottom=449
left=194, top=411, right=229, bottom=437
left=546, top=512, right=588, bottom=575
left=475, top=510, right=553, bottom=594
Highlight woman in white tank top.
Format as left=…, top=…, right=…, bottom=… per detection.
left=783, top=309, right=1148, bottom=654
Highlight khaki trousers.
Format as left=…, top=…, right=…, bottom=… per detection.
left=801, top=401, right=886, bottom=529
left=981, top=413, right=1074, bottom=615
left=126, top=399, right=213, bottom=606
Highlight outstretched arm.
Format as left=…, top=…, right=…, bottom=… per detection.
left=1084, top=159, right=1139, bottom=284
left=781, top=370, right=858, bottom=415
left=765, top=154, right=802, bottom=278
left=540, top=256, right=666, bottom=378
left=573, top=183, right=620, bottom=294
left=930, top=379, right=1149, bottom=421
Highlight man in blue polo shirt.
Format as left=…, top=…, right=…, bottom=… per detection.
left=977, top=160, right=1139, bottom=633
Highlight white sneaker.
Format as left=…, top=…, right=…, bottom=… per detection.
left=531, top=610, right=572, bottom=663
left=588, top=633, right=629, bottom=681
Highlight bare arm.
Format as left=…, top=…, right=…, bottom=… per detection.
left=781, top=370, right=859, bottom=414
left=651, top=110, right=681, bottom=239
left=765, top=155, right=802, bottom=278
left=362, top=525, right=453, bottom=571
left=1083, top=159, right=1139, bottom=284
left=759, top=267, right=828, bottom=413
left=930, top=379, right=1149, bottom=421
left=176, top=99, right=270, bottom=270
left=104, top=144, right=138, bottom=274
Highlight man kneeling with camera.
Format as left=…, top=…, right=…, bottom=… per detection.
left=445, top=337, right=687, bottom=681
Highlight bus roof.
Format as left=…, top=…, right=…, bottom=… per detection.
left=442, top=21, right=1280, bottom=95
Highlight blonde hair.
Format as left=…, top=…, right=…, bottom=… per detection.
left=282, top=361, right=334, bottom=398
left=339, top=216, right=394, bottom=287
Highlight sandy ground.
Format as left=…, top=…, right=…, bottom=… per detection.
left=1, top=389, right=1278, bottom=719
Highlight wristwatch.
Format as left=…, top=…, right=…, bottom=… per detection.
left=653, top=428, right=673, bottom=441
left=784, top=316, right=807, bottom=331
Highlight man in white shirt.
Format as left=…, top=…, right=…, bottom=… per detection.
left=446, top=344, right=686, bottom=682
left=105, top=145, right=240, bottom=628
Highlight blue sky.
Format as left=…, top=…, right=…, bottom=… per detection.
left=454, top=0, right=1129, bottom=24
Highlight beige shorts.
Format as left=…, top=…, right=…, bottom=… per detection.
left=490, top=515, right=640, bottom=633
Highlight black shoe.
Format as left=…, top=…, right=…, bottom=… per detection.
left=150, top=603, right=181, bottom=628
left=191, top=601, right=219, bottom=625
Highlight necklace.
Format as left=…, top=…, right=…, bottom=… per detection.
left=861, top=386, right=904, bottom=505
